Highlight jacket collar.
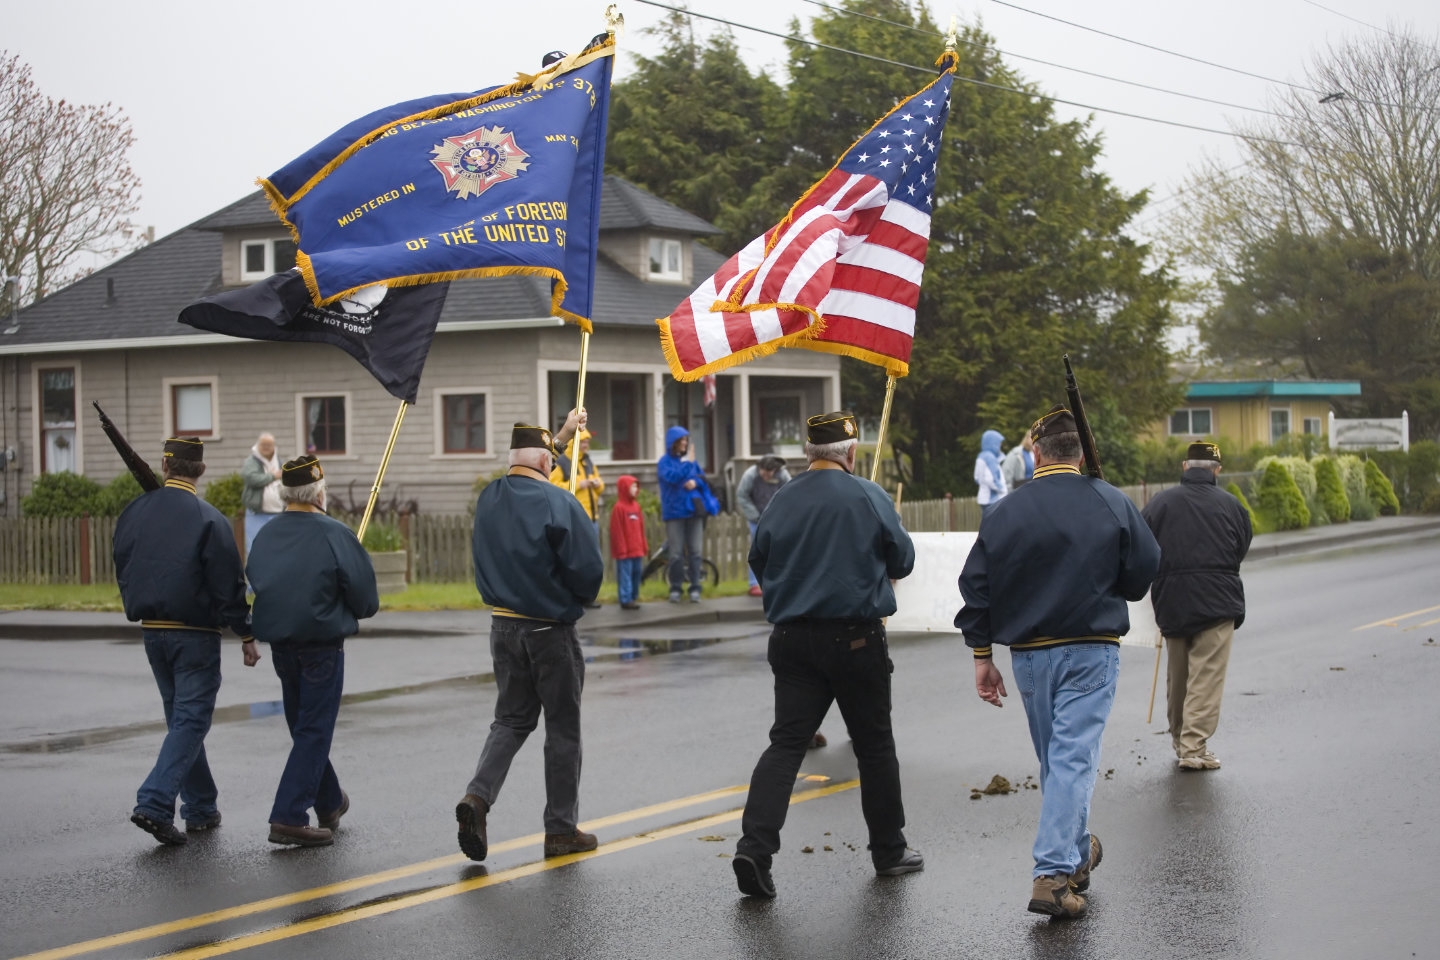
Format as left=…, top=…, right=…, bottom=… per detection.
left=1033, top=463, right=1081, bottom=479
left=163, top=478, right=197, bottom=495
left=1182, top=467, right=1219, bottom=486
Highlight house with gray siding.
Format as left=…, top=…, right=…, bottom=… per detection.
left=0, top=177, right=841, bottom=516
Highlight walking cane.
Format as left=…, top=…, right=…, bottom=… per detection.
left=1146, top=634, right=1162, bottom=724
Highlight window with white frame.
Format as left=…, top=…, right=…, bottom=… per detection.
left=647, top=237, right=683, bottom=282
left=437, top=390, right=489, bottom=455
left=166, top=379, right=217, bottom=437
left=1169, top=407, right=1213, bottom=436
left=1303, top=417, right=1323, bottom=436
left=241, top=238, right=299, bottom=282
left=1270, top=408, right=1291, bottom=443
left=38, top=366, right=78, bottom=474
left=302, top=395, right=348, bottom=455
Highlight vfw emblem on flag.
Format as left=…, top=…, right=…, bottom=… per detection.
left=430, top=125, right=530, bottom=200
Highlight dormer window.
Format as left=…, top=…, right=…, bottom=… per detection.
left=241, top=238, right=298, bottom=282
left=647, top=237, right=683, bottom=282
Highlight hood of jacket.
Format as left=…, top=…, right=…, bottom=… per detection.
left=980, top=430, right=1004, bottom=457
left=615, top=474, right=640, bottom=505
left=665, top=425, right=690, bottom=455
left=562, top=429, right=593, bottom=458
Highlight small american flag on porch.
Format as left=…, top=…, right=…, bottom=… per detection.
left=657, top=57, right=955, bottom=381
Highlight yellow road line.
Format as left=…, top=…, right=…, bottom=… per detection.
left=10, top=782, right=755, bottom=960
left=154, top=780, right=858, bottom=960
left=1353, top=603, right=1440, bottom=631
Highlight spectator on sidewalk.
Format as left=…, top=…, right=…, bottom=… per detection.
left=609, top=474, right=648, bottom=611
left=248, top=455, right=379, bottom=848
left=115, top=437, right=258, bottom=847
left=657, top=425, right=718, bottom=603
left=736, top=456, right=791, bottom=598
left=1002, top=434, right=1035, bottom=492
left=550, top=429, right=605, bottom=534
left=974, top=429, right=1009, bottom=518
left=1141, top=441, right=1253, bottom=772
left=241, top=433, right=283, bottom=555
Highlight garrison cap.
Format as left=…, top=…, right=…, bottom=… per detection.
left=1030, top=405, right=1078, bottom=442
left=1187, top=441, right=1222, bottom=462
left=281, top=455, right=324, bottom=487
left=510, top=423, right=556, bottom=453
left=162, top=437, right=204, bottom=462
left=806, top=410, right=859, bottom=445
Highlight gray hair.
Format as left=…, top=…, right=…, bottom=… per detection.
left=804, top=438, right=858, bottom=466
left=1034, top=431, right=1082, bottom=462
left=509, top=447, right=552, bottom=472
left=279, top=478, right=326, bottom=506
left=1183, top=459, right=1222, bottom=472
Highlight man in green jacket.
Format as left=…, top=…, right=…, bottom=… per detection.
left=241, top=432, right=282, bottom=554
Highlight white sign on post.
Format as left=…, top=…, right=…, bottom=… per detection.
left=1329, top=410, right=1409, bottom=451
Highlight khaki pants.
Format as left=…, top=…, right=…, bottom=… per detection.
left=1165, top=620, right=1234, bottom=759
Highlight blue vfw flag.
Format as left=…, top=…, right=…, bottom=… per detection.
left=260, top=37, right=614, bottom=331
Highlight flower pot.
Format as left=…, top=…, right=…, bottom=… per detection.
left=368, top=549, right=407, bottom=594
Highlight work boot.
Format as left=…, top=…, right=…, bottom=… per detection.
left=875, top=850, right=925, bottom=877
left=809, top=731, right=827, bottom=749
left=1028, top=874, right=1087, bottom=918
left=544, top=829, right=599, bottom=857
left=185, top=811, right=222, bottom=833
left=455, top=794, right=489, bottom=862
left=1070, top=834, right=1103, bottom=892
left=268, top=822, right=334, bottom=847
left=131, top=812, right=188, bottom=846
left=318, top=791, right=350, bottom=830
left=1177, top=753, right=1221, bottom=771
left=732, top=853, right=777, bottom=899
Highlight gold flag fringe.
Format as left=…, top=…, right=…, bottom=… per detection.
left=656, top=311, right=827, bottom=383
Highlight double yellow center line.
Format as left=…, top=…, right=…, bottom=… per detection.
left=14, top=778, right=857, bottom=960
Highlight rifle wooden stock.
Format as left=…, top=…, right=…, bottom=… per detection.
left=1062, top=355, right=1104, bottom=481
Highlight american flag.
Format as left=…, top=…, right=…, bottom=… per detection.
left=658, top=60, right=954, bottom=381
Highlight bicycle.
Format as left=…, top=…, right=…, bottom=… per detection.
left=639, top=543, right=720, bottom=588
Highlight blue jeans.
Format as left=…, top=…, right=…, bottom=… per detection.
left=135, top=630, right=222, bottom=825
left=1011, top=644, right=1119, bottom=878
left=244, top=510, right=277, bottom=555
left=665, top=517, right=704, bottom=593
left=268, top=644, right=346, bottom=827
left=615, top=557, right=642, bottom=605
left=747, top=521, right=759, bottom=587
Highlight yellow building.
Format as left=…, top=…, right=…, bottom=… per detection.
left=1145, top=380, right=1362, bottom=448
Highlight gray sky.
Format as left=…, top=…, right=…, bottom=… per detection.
left=8, top=0, right=1438, bottom=255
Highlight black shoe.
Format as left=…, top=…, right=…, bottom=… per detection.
left=733, top=853, right=776, bottom=899
left=456, top=794, right=489, bottom=862
left=318, top=791, right=349, bottom=831
left=132, top=812, right=187, bottom=846
left=621, top=602, right=640, bottom=610
left=185, top=812, right=222, bottom=833
left=875, top=850, right=924, bottom=876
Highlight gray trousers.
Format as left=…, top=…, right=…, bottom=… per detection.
left=665, top=516, right=705, bottom=592
left=466, top=618, right=585, bottom=833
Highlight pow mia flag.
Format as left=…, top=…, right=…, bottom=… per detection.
left=178, top=269, right=448, bottom=403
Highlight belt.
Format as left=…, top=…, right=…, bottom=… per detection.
left=492, top=608, right=563, bottom=625
left=1011, top=635, right=1119, bottom=652
left=140, top=620, right=220, bottom=634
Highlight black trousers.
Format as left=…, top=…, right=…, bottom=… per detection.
left=737, top=619, right=907, bottom=868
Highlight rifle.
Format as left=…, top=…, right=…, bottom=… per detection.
left=92, top=401, right=160, bottom=491
left=1062, top=355, right=1104, bottom=481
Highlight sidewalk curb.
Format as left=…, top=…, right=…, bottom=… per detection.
left=1247, top=517, right=1440, bottom=561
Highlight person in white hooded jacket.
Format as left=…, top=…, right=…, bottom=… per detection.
left=240, top=433, right=283, bottom=554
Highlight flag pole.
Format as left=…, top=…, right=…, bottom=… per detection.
left=869, top=375, right=898, bottom=484
left=357, top=400, right=408, bottom=542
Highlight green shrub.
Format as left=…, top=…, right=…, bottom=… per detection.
left=1406, top=441, right=1440, bottom=512
left=1313, top=457, right=1350, bottom=523
left=20, top=472, right=104, bottom=517
left=1337, top=456, right=1376, bottom=520
left=361, top=522, right=405, bottom=552
left=1255, top=460, right=1310, bottom=531
left=636, top=487, right=662, bottom=521
left=1422, top=488, right=1440, bottom=514
left=1226, top=481, right=1261, bottom=531
left=202, top=472, right=245, bottom=518
left=1364, top=459, right=1401, bottom=516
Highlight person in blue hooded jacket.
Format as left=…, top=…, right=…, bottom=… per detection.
left=657, top=425, right=716, bottom=603
left=974, top=429, right=1009, bottom=518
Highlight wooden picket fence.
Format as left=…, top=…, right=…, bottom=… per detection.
left=0, top=483, right=1179, bottom=585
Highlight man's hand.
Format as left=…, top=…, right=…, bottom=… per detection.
left=683, top=479, right=697, bottom=491
left=975, top=659, right=1007, bottom=708
left=242, top=640, right=261, bottom=667
left=554, top=407, right=588, bottom=447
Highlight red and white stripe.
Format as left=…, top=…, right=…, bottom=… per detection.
left=661, top=169, right=929, bottom=379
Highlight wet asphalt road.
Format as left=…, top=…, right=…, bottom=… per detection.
left=3, top=537, right=1440, bottom=960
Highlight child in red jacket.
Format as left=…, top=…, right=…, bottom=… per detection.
left=609, top=474, right=648, bottom=610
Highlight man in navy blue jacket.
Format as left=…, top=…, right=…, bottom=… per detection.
left=114, top=437, right=257, bottom=846
left=248, top=454, right=378, bottom=847
left=957, top=406, right=1160, bottom=919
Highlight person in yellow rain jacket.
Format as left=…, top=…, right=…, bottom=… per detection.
left=550, top=429, right=605, bottom=530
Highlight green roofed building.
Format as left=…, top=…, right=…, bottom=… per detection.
left=1146, top=380, right=1362, bottom=448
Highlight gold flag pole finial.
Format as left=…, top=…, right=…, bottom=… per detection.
left=605, top=3, right=625, bottom=39
left=944, top=16, right=958, bottom=54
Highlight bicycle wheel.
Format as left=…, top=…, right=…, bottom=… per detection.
left=703, top=559, right=721, bottom=588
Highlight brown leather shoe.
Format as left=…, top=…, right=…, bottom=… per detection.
left=543, top=829, right=598, bottom=857
left=268, top=822, right=334, bottom=847
left=1070, top=834, right=1103, bottom=892
left=1028, top=874, right=1086, bottom=918
left=456, top=794, right=489, bottom=862
left=318, top=791, right=349, bottom=831
left=809, top=731, right=828, bottom=749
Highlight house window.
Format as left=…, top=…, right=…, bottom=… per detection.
left=1303, top=417, right=1323, bottom=436
left=1169, top=408, right=1212, bottom=436
left=442, top=393, right=487, bottom=454
left=171, top=383, right=214, bottom=436
left=39, top=367, right=77, bottom=474
left=241, top=238, right=298, bottom=282
left=304, top=396, right=347, bottom=454
left=758, top=396, right=803, bottom=445
left=1270, top=408, right=1291, bottom=443
left=647, top=237, right=683, bottom=282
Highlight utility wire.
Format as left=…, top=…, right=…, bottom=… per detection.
left=630, top=0, right=1301, bottom=146
left=800, top=0, right=1288, bottom=118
